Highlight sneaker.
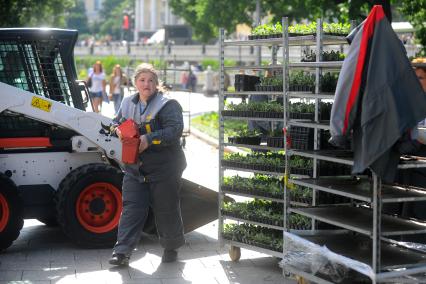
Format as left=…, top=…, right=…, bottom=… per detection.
left=161, top=249, right=177, bottom=263
left=109, top=253, right=130, bottom=266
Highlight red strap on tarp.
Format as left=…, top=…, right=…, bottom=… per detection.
left=343, top=5, right=386, bottom=134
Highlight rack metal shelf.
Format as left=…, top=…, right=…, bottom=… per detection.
left=223, top=35, right=347, bottom=47
left=222, top=115, right=284, bottom=122
left=290, top=206, right=426, bottom=236
left=224, top=61, right=343, bottom=71
left=224, top=91, right=284, bottom=96
left=219, top=23, right=288, bottom=264
left=292, top=177, right=426, bottom=203
left=289, top=61, right=344, bottom=69
left=286, top=232, right=426, bottom=274
left=222, top=188, right=284, bottom=203
left=222, top=165, right=284, bottom=176
left=289, top=149, right=426, bottom=169
left=223, top=215, right=284, bottom=231
left=287, top=92, right=334, bottom=99
left=222, top=239, right=283, bottom=258
left=288, top=120, right=331, bottom=130
left=281, top=16, right=426, bottom=283
left=223, top=142, right=283, bottom=151
left=224, top=64, right=281, bottom=71
left=289, top=149, right=354, bottom=165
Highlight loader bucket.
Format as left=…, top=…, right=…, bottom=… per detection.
left=180, top=178, right=224, bottom=233
left=143, top=178, right=232, bottom=234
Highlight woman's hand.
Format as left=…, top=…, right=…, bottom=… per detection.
left=115, top=128, right=123, bottom=141
left=139, top=135, right=149, bottom=153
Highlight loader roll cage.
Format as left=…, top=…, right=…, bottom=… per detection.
left=0, top=28, right=87, bottom=145
left=0, top=28, right=84, bottom=110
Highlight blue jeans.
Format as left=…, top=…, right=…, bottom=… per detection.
left=90, top=91, right=103, bottom=98
left=111, top=93, right=123, bottom=114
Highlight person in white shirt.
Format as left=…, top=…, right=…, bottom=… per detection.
left=86, top=61, right=106, bottom=113
left=109, top=64, right=128, bottom=114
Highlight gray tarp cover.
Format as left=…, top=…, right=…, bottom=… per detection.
left=329, top=5, right=426, bottom=182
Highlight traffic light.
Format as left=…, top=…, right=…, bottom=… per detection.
left=122, top=14, right=130, bottom=30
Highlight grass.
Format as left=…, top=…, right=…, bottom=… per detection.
left=191, top=111, right=248, bottom=140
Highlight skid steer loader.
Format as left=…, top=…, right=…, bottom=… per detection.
left=0, top=28, right=220, bottom=251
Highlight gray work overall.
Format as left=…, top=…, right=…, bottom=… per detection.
left=112, top=92, right=186, bottom=256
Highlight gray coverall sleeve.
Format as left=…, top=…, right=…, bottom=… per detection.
left=145, top=100, right=183, bottom=146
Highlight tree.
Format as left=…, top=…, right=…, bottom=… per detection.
left=398, top=0, right=426, bottom=56
left=97, top=0, right=134, bottom=40
left=0, top=0, right=74, bottom=28
left=66, top=0, right=90, bottom=34
left=169, top=0, right=395, bottom=42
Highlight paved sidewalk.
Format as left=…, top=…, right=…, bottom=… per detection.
left=0, top=135, right=293, bottom=284
left=0, top=219, right=288, bottom=284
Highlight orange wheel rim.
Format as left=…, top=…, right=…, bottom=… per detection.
left=76, top=182, right=122, bottom=234
left=0, top=192, right=10, bottom=232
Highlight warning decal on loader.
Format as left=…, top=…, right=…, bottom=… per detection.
left=31, top=96, right=52, bottom=112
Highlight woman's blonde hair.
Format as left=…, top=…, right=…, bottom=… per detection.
left=93, top=60, right=103, bottom=72
left=133, top=63, right=160, bottom=85
left=112, top=64, right=123, bottom=76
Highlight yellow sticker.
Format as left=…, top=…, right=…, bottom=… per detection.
left=31, top=96, right=52, bottom=112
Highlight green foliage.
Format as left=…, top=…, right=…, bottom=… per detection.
left=190, top=111, right=248, bottom=139
left=66, top=0, right=89, bottom=34
left=97, top=0, right=134, bottom=40
left=226, top=101, right=283, bottom=113
left=0, top=0, right=74, bottom=28
left=289, top=71, right=315, bottom=88
left=222, top=223, right=283, bottom=251
left=223, top=175, right=283, bottom=197
left=259, top=76, right=283, bottom=86
left=169, top=0, right=255, bottom=43
left=398, top=0, right=426, bottom=56
left=224, top=152, right=285, bottom=168
left=168, top=0, right=410, bottom=43
left=75, top=56, right=135, bottom=80
left=200, top=59, right=236, bottom=71
left=222, top=199, right=283, bottom=225
left=252, top=22, right=282, bottom=36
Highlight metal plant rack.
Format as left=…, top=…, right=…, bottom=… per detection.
left=218, top=22, right=288, bottom=261
left=219, top=17, right=426, bottom=283
left=281, top=17, right=426, bottom=284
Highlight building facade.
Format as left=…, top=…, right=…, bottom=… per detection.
left=134, top=0, right=184, bottom=42
left=83, top=0, right=104, bottom=23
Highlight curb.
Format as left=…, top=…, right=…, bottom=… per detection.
left=189, top=127, right=247, bottom=154
left=190, top=127, right=219, bottom=148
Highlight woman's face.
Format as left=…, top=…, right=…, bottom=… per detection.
left=114, top=66, right=122, bottom=76
left=94, top=63, right=102, bottom=73
left=416, top=68, right=426, bottom=92
left=135, top=71, right=157, bottom=100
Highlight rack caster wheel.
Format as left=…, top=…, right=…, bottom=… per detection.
left=229, top=245, right=241, bottom=262
left=296, top=275, right=308, bottom=284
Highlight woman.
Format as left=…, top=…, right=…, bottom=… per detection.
left=87, top=61, right=106, bottom=113
left=109, top=64, right=128, bottom=114
left=109, top=63, right=186, bottom=266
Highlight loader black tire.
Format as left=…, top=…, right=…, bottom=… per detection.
left=37, top=217, right=58, bottom=227
left=56, top=163, right=123, bottom=248
left=0, top=174, right=24, bottom=251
